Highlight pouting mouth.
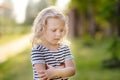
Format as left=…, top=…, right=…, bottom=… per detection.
left=54, top=38, right=60, bottom=40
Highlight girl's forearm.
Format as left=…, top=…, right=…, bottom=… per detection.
left=54, top=67, right=75, bottom=78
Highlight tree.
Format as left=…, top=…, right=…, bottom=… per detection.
left=0, top=0, right=15, bottom=35
left=24, top=0, right=49, bottom=25
left=68, top=0, right=99, bottom=37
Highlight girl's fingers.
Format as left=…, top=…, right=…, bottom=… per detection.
left=39, top=73, right=48, bottom=80
left=41, top=77, right=47, bottom=80
left=39, top=73, right=45, bottom=78
left=47, top=78, right=50, bottom=80
left=38, top=71, right=47, bottom=79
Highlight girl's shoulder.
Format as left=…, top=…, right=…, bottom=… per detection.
left=32, top=44, right=45, bottom=51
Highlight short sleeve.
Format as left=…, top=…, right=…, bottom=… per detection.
left=31, top=45, right=45, bottom=65
left=64, top=45, right=73, bottom=60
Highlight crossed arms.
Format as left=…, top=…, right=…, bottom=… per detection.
left=33, top=59, right=76, bottom=80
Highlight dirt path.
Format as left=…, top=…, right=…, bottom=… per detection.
left=0, top=34, right=31, bottom=63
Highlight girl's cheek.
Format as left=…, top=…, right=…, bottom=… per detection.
left=63, top=32, right=66, bottom=36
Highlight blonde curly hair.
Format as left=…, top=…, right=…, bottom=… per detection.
left=31, top=6, right=69, bottom=46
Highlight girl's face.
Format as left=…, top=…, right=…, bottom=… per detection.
left=43, top=17, right=66, bottom=45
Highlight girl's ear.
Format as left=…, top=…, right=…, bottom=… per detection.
left=41, top=25, right=46, bottom=32
left=40, top=27, right=43, bottom=31
left=41, top=25, right=47, bottom=35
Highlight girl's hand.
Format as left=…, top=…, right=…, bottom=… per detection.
left=38, top=64, right=65, bottom=80
left=46, top=65, right=57, bottom=79
left=38, top=65, right=56, bottom=80
left=38, top=70, right=48, bottom=80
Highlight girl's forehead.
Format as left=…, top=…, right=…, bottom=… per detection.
left=46, top=17, right=65, bottom=26
left=47, top=17, right=65, bottom=23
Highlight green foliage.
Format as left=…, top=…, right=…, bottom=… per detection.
left=98, top=0, right=117, bottom=21
left=25, top=0, right=49, bottom=25
left=69, top=0, right=120, bottom=38
left=107, top=36, right=120, bottom=59
left=81, top=34, right=95, bottom=47
left=70, top=0, right=98, bottom=13
left=50, top=0, right=56, bottom=5
left=0, top=25, right=31, bottom=35
left=0, top=25, right=31, bottom=45
left=69, top=0, right=119, bottom=21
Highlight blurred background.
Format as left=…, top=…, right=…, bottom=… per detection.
left=0, top=0, right=120, bottom=80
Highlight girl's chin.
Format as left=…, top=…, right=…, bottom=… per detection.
left=47, top=40, right=60, bottom=45
left=50, top=42, right=59, bottom=45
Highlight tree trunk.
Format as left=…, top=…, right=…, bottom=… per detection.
left=117, top=0, right=120, bottom=36
left=87, top=3, right=96, bottom=37
left=68, top=8, right=79, bottom=38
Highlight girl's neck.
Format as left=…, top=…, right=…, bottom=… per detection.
left=41, top=39, right=60, bottom=51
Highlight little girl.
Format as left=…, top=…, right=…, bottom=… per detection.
left=30, top=6, right=75, bottom=80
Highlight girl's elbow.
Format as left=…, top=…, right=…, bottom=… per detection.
left=72, top=68, right=76, bottom=76
left=70, top=67, right=76, bottom=76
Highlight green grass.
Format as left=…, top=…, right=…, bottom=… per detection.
left=0, top=47, right=33, bottom=80
left=0, top=38, right=120, bottom=80
left=70, top=38, right=120, bottom=80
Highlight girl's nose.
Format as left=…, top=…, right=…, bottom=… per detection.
left=56, top=31, right=61, bottom=37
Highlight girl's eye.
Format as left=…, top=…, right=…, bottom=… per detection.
left=52, top=29, right=56, bottom=32
left=60, top=29, right=64, bottom=32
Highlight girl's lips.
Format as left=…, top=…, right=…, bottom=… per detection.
left=54, top=39, right=60, bottom=41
